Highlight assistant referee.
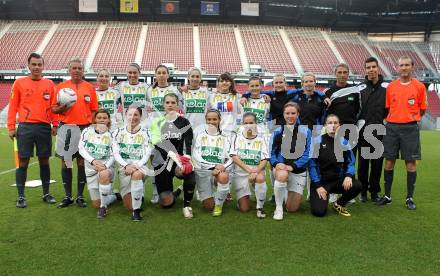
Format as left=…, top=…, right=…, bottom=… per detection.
left=7, top=53, right=57, bottom=208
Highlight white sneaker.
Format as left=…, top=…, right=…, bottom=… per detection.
left=182, top=206, right=193, bottom=219
left=329, top=193, right=338, bottom=204
left=348, top=198, right=356, bottom=204
left=256, top=208, right=266, bottom=219
left=273, top=208, right=283, bottom=220
left=150, top=193, right=159, bottom=204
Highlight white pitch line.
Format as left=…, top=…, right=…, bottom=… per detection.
left=0, top=157, right=54, bottom=175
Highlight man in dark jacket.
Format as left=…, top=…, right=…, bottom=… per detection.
left=357, top=57, right=388, bottom=202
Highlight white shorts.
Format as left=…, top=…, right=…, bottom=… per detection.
left=273, top=168, right=307, bottom=195
left=232, top=174, right=252, bottom=200
left=195, top=169, right=216, bottom=202
left=86, top=167, right=114, bottom=201
left=118, top=170, right=147, bottom=197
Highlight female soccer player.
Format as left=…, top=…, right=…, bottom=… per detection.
left=95, top=69, right=121, bottom=131
left=241, top=76, right=270, bottom=136
left=181, top=67, right=210, bottom=132
left=115, top=63, right=149, bottom=124
left=230, top=112, right=269, bottom=218
left=150, top=93, right=196, bottom=219
left=270, top=102, right=311, bottom=220
left=78, top=109, right=117, bottom=218
left=113, top=106, right=152, bottom=221
left=146, top=65, right=182, bottom=124
left=207, top=72, right=242, bottom=134
left=309, top=114, right=362, bottom=217
left=192, top=109, right=233, bottom=216
left=290, top=72, right=327, bottom=132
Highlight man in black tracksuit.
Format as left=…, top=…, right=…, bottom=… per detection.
left=324, top=64, right=361, bottom=127
left=357, top=57, right=388, bottom=202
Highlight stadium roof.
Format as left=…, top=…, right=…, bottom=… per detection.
left=0, top=0, right=439, bottom=34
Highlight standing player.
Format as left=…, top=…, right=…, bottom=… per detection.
left=192, top=109, right=233, bottom=216
left=149, top=93, right=196, bottom=218
left=8, top=52, right=57, bottom=208
left=357, top=57, right=388, bottom=203
left=115, top=63, right=149, bottom=125
left=113, top=106, right=152, bottom=221
left=96, top=69, right=121, bottom=131
left=309, top=114, right=362, bottom=217
left=241, top=76, right=270, bottom=138
left=207, top=72, right=242, bottom=135
left=270, top=102, right=311, bottom=220
left=181, top=68, right=210, bottom=133
left=376, top=56, right=427, bottom=210
left=78, top=109, right=117, bottom=218
left=230, top=113, right=269, bottom=218
left=146, top=65, right=182, bottom=124
left=51, top=58, right=98, bottom=208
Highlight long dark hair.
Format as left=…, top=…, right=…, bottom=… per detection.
left=153, top=64, right=170, bottom=88
left=217, top=72, right=237, bottom=95
left=205, top=108, right=222, bottom=133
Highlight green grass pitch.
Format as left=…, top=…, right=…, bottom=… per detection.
left=0, top=128, right=439, bottom=274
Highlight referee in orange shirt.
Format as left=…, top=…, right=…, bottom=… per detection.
left=376, top=56, right=427, bottom=210
left=7, top=53, right=57, bottom=208
left=51, top=58, right=98, bottom=208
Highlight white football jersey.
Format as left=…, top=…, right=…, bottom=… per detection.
left=207, top=92, right=242, bottom=134
left=112, top=126, right=152, bottom=169
left=182, top=87, right=210, bottom=128
left=192, top=127, right=233, bottom=170
left=230, top=131, right=269, bottom=176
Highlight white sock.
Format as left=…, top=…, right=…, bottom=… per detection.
left=152, top=181, right=158, bottom=197
left=131, top=179, right=144, bottom=210
left=255, top=183, right=267, bottom=209
left=99, top=184, right=112, bottom=208
left=274, top=180, right=287, bottom=210
left=107, top=194, right=117, bottom=205
left=214, top=182, right=230, bottom=206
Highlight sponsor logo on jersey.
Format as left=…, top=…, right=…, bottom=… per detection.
left=85, top=142, right=110, bottom=160
left=186, top=98, right=206, bottom=113
left=99, top=99, right=115, bottom=114
left=152, top=97, right=165, bottom=112
left=243, top=106, right=265, bottom=123
left=123, top=94, right=146, bottom=108
left=161, top=130, right=182, bottom=140
left=238, top=148, right=261, bottom=166
left=201, top=146, right=222, bottom=163
left=119, top=143, right=143, bottom=160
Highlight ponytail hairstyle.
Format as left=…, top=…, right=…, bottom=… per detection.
left=205, top=108, right=222, bottom=133
left=153, top=64, right=170, bottom=88
left=217, top=72, right=237, bottom=95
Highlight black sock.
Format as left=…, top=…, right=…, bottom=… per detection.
left=172, top=186, right=182, bottom=198
left=384, top=169, right=394, bottom=198
left=407, top=171, right=417, bottom=199
left=16, top=167, right=27, bottom=198
left=61, top=168, right=73, bottom=198
left=183, top=176, right=195, bottom=207
left=40, top=164, right=50, bottom=195
left=77, top=166, right=86, bottom=198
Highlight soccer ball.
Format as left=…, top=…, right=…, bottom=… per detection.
left=57, top=88, right=77, bottom=108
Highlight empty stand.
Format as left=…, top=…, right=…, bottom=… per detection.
left=415, top=42, right=440, bottom=73
left=91, top=22, right=141, bottom=74
left=285, top=27, right=339, bottom=75
left=142, top=23, right=194, bottom=71
left=329, top=32, right=373, bottom=76
left=43, top=22, right=98, bottom=70
left=240, top=25, right=296, bottom=74
left=199, top=24, right=242, bottom=74
left=427, top=91, right=440, bottom=117
left=368, top=41, right=426, bottom=76
left=0, top=82, right=13, bottom=110
left=0, top=21, right=50, bottom=70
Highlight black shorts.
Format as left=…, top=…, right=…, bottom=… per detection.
left=383, top=122, right=421, bottom=160
left=16, top=123, right=52, bottom=159
left=55, top=124, right=88, bottom=160
left=154, top=163, right=194, bottom=195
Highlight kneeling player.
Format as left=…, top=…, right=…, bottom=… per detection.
left=309, top=114, right=361, bottom=217
left=79, top=109, right=118, bottom=218
left=150, top=93, right=196, bottom=219
left=270, top=102, right=311, bottom=220
left=113, top=106, right=152, bottom=221
left=230, top=113, right=269, bottom=218
left=192, top=109, right=233, bottom=217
